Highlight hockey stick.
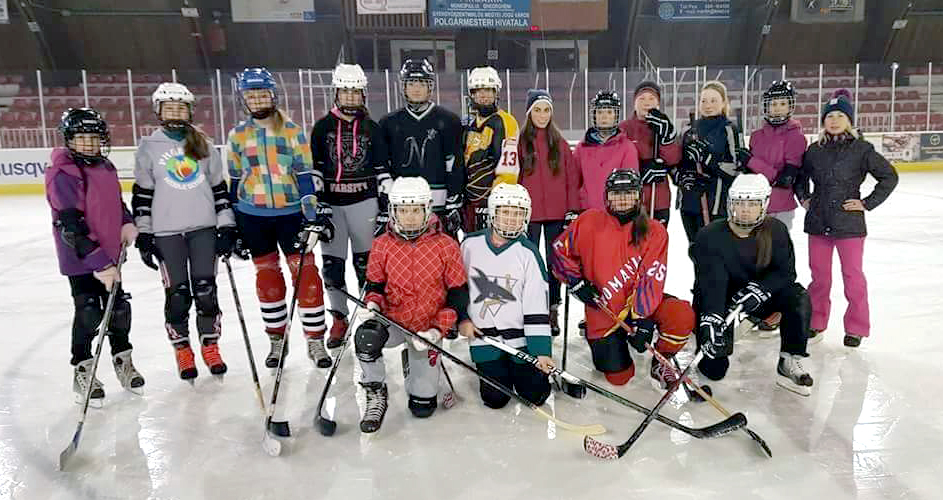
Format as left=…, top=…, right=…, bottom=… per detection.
left=558, top=290, right=586, bottom=398
left=314, top=288, right=365, bottom=436
left=596, top=302, right=773, bottom=458
left=337, top=288, right=606, bottom=436
left=223, top=257, right=282, bottom=456
left=473, top=331, right=746, bottom=440
left=59, top=245, right=127, bottom=471
left=440, top=362, right=458, bottom=409
left=687, top=112, right=711, bottom=227
left=584, top=307, right=741, bottom=460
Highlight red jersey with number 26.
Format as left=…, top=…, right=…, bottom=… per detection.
left=551, top=209, right=668, bottom=340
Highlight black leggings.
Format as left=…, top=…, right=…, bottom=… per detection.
left=477, top=354, right=551, bottom=409
left=68, top=274, right=132, bottom=365
left=236, top=211, right=303, bottom=258
left=156, top=227, right=220, bottom=345
left=526, top=220, right=565, bottom=306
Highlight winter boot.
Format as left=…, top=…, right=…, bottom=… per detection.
left=776, top=353, right=814, bottom=396
left=112, top=349, right=145, bottom=393
left=306, top=335, right=332, bottom=368
left=360, top=382, right=389, bottom=433
left=843, top=334, right=862, bottom=348
left=265, top=333, right=287, bottom=369
left=73, top=358, right=105, bottom=407
left=174, top=344, right=198, bottom=380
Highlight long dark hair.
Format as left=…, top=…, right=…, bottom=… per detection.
left=751, top=217, right=774, bottom=269
left=631, top=206, right=650, bottom=246
left=520, top=113, right=566, bottom=177
left=183, top=124, right=211, bottom=160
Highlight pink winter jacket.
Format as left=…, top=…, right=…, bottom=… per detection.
left=573, top=129, right=640, bottom=210
left=747, top=119, right=807, bottom=213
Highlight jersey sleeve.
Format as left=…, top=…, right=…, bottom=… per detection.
left=861, top=144, right=899, bottom=211
left=131, top=144, right=155, bottom=234
left=631, top=223, right=668, bottom=319
left=207, top=146, right=236, bottom=228
left=309, top=122, right=327, bottom=195
left=226, top=128, right=243, bottom=203
left=291, top=126, right=315, bottom=198
left=550, top=214, right=585, bottom=287
left=783, top=128, right=807, bottom=168
left=433, top=237, right=469, bottom=333
left=48, top=172, right=114, bottom=271
left=746, top=131, right=777, bottom=182
left=522, top=246, right=551, bottom=358
left=493, top=111, right=520, bottom=186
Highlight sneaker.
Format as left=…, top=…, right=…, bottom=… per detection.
left=843, top=334, right=862, bottom=348
left=112, top=349, right=145, bottom=393
left=776, top=353, right=814, bottom=396
left=549, top=304, right=561, bottom=337
left=175, top=344, right=198, bottom=380
left=360, top=382, right=389, bottom=433
left=200, top=343, right=228, bottom=375
left=306, top=335, right=332, bottom=368
left=265, top=333, right=287, bottom=369
left=326, top=312, right=348, bottom=349
left=650, top=356, right=679, bottom=390
left=807, top=328, right=825, bottom=345
left=73, top=358, right=105, bottom=406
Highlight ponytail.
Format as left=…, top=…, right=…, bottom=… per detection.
left=183, top=124, right=211, bottom=160
left=751, top=217, right=774, bottom=269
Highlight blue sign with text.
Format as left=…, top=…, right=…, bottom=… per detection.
left=429, top=0, right=531, bottom=30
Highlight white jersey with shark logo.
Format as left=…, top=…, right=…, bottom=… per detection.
left=460, top=231, right=552, bottom=364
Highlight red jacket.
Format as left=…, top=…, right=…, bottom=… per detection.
left=517, top=128, right=580, bottom=222
left=619, top=116, right=682, bottom=212
left=573, top=129, right=640, bottom=211
left=365, top=215, right=467, bottom=336
left=551, top=209, right=668, bottom=340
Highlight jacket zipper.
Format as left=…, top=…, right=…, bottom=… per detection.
left=259, top=127, right=275, bottom=208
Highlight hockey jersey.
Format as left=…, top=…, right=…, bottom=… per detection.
left=461, top=231, right=551, bottom=364
left=552, top=209, right=669, bottom=340
left=310, top=108, right=389, bottom=207
left=463, top=109, right=519, bottom=204
left=376, top=104, right=465, bottom=212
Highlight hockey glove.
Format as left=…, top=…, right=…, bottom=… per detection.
left=683, top=138, right=712, bottom=167
left=135, top=233, right=160, bottom=271
left=736, top=147, right=753, bottom=168
left=773, top=164, right=799, bottom=188
left=645, top=109, right=676, bottom=145
left=700, top=313, right=730, bottom=359
left=640, top=158, right=668, bottom=185
left=411, top=328, right=441, bottom=351
left=232, top=231, right=252, bottom=260
left=569, top=279, right=601, bottom=308
left=215, top=226, right=238, bottom=258
left=628, top=318, right=656, bottom=354
left=443, top=208, right=463, bottom=236
left=675, top=167, right=709, bottom=193
left=474, top=205, right=489, bottom=231
left=731, top=281, right=771, bottom=315
left=562, top=210, right=580, bottom=231
left=374, top=211, right=390, bottom=237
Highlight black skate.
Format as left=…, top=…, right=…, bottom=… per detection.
left=360, top=382, right=388, bottom=433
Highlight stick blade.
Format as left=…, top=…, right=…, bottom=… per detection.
left=700, top=412, right=748, bottom=438
left=315, top=415, right=337, bottom=437
left=441, top=390, right=456, bottom=409
left=58, top=423, right=83, bottom=471
left=746, top=428, right=773, bottom=458
left=267, top=419, right=291, bottom=437
left=583, top=435, right=620, bottom=460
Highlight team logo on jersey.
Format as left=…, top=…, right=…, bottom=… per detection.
left=400, top=129, right=438, bottom=170
left=471, top=267, right=517, bottom=318
left=160, top=147, right=204, bottom=190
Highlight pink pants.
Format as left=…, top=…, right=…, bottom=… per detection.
left=807, top=234, right=869, bottom=337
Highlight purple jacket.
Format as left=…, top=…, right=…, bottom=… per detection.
left=747, top=119, right=807, bottom=213
left=45, top=148, right=132, bottom=276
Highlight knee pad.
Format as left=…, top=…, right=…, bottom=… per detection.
left=353, top=252, right=370, bottom=288
left=74, top=294, right=103, bottom=333
left=322, top=255, right=346, bottom=290
left=165, top=283, right=192, bottom=324
left=108, top=293, right=132, bottom=334
left=192, top=278, right=220, bottom=317
left=697, top=356, right=730, bottom=381
left=355, top=320, right=388, bottom=362
left=588, top=332, right=633, bottom=374
left=408, top=394, right=437, bottom=418
left=253, top=252, right=286, bottom=302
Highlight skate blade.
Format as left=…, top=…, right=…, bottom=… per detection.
left=776, top=379, right=811, bottom=397
left=212, top=375, right=225, bottom=384
left=75, top=394, right=104, bottom=409
left=125, top=385, right=145, bottom=396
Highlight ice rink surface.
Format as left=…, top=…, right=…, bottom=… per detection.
left=1, top=172, right=941, bottom=500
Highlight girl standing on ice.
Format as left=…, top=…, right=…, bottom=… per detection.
left=796, top=89, right=898, bottom=347
left=516, top=89, right=579, bottom=336
left=45, top=108, right=144, bottom=406
left=677, top=80, right=751, bottom=243
left=572, top=90, right=639, bottom=211
left=132, top=82, right=236, bottom=381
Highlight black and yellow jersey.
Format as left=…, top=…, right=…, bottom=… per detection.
left=463, top=109, right=519, bottom=204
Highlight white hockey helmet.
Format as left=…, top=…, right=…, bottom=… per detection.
left=389, top=176, right=433, bottom=239
left=727, top=174, right=772, bottom=230
left=332, top=63, right=368, bottom=90
left=488, top=183, right=531, bottom=239
left=467, top=66, right=502, bottom=91
left=152, top=82, right=195, bottom=116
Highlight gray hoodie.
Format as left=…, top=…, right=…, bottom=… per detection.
left=133, top=129, right=235, bottom=236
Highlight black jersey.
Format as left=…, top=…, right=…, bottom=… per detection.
left=376, top=104, right=465, bottom=211
left=690, top=218, right=797, bottom=316
left=310, top=110, right=388, bottom=206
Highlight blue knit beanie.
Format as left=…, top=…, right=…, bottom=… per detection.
left=526, top=89, right=553, bottom=115
left=822, top=89, right=854, bottom=124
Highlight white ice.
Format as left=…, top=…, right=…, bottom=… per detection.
left=1, top=173, right=942, bottom=500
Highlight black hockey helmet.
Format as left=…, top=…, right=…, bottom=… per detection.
left=591, top=90, right=621, bottom=132
left=400, top=58, right=435, bottom=110
left=59, top=108, right=110, bottom=165
left=604, top=169, right=641, bottom=222
left=762, top=80, right=796, bottom=126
